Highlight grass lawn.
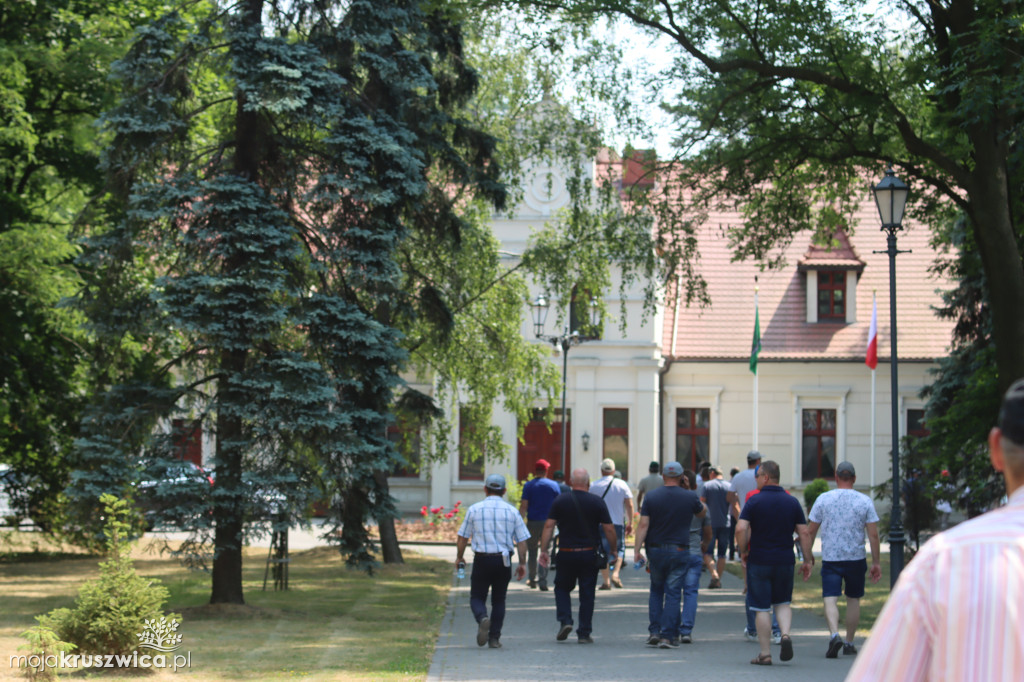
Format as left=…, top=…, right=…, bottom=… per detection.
left=723, top=555, right=893, bottom=635
left=0, top=532, right=451, bottom=681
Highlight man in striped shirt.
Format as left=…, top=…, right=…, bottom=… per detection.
left=456, top=474, right=530, bottom=649
left=847, top=377, right=1024, bottom=681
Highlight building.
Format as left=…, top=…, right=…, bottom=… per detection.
left=395, top=154, right=954, bottom=512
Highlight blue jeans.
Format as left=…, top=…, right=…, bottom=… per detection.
left=647, top=546, right=689, bottom=639
left=600, top=524, right=625, bottom=567
left=469, top=554, right=512, bottom=639
left=680, top=552, right=703, bottom=635
left=553, top=549, right=600, bottom=637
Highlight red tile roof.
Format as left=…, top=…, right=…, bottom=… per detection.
left=662, top=199, right=955, bottom=363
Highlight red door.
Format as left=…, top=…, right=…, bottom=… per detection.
left=517, top=412, right=570, bottom=481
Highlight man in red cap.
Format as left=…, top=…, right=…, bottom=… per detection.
left=520, top=458, right=561, bottom=590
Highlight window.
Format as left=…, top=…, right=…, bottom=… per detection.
left=907, top=409, right=929, bottom=439
left=387, top=420, right=421, bottom=478
left=802, top=409, right=837, bottom=481
left=171, top=419, right=202, bottom=466
left=569, top=285, right=600, bottom=339
left=458, top=407, right=485, bottom=481
left=603, top=408, right=628, bottom=481
left=675, top=408, right=710, bottom=472
left=817, top=271, right=846, bottom=320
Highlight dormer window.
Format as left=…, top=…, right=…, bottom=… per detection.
left=798, top=231, right=865, bottom=324
left=817, top=271, right=846, bottom=320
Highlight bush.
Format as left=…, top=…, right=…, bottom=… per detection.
left=17, top=626, right=75, bottom=681
left=803, top=478, right=831, bottom=511
left=35, top=494, right=180, bottom=663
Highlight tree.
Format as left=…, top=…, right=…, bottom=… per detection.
left=0, top=0, right=172, bottom=530
left=73, top=0, right=509, bottom=603
left=509, top=0, right=1024, bottom=392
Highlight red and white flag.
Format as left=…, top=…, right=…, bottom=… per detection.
left=865, top=297, right=878, bottom=369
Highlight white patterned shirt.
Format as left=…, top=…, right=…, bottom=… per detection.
left=846, top=487, right=1024, bottom=682
left=807, top=488, right=880, bottom=562
left=457, top=495, right=530, bottom=554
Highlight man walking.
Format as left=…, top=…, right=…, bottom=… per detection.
left=538, top=468, right=617, bottom=644
left=590, top=458, right=634, bottom=589
left=456, top=474, right=529, bottom=649
left=681, top=468, right=711, bottom=643
left=519, top=458, right=561, bottom=590
left=847, top=378, right=1024, bottom=682
left=636, top=461, right=663, bottom=510
left=633, top=461, right=707, bottom=648
left=733, top=450, right=780, bottom=642
left=701, top=465, right=739, bottom=589
left=736, top=460, right=813, bottom=665
left=806, top=460, right=881, bottom=658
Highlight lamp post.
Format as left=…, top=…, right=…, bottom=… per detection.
left=530, top=294, right=599, bottom=474
left=873, top=167, right=909, bottom=587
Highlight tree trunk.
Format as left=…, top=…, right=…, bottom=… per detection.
left=964, top=136, right=1024, bottom=393
left=374, top=470, right=403, bottom=564
left=210, top=348, right=248, bottom=604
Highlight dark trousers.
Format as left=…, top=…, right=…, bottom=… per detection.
left=470, top=554, right=512, bottom=639
left=553, top=550, right=599, bottom=638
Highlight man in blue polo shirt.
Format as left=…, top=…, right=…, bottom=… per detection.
left=633, top=461, right=707, bottom=649
left=520, top=458, right=561, bottom=590
left=736, top=460, right=814, bottom=666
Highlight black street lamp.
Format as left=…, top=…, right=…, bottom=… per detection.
left=873, top=167, right=909, bottom=587
left=530, top=293, right=600, bottom=474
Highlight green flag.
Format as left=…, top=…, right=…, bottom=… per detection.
left=749, top=305, right=761, bottom=374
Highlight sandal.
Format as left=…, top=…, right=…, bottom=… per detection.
left=780, top=635, right=793, bottom=661
left=611, top=578, right=623, bottom=588
left=750, top=653, right=772, bottom=666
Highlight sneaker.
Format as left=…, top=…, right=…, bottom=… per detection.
left=680, top=634, right=693, bottom=644
left=646, top=634, right=661, bottom=647
left=476, top=617, right=490, bottom=647
left=527, top=580, right=537, bottom=588
left=578, top=635, right=594, bottom=644
left=843, top=643, right=858, bottom=656
left=744, top=629, right=758, bottom=642
left=826, top=634, right=843, bottom=659
left=539, top=582, right=548, bottom=591
left=557, top=624, right=573, bottom=641
left=488, top=638, right=501, bottom=648
left=772, top=632, right=782, bottom=645
left=658, top=637, right=680, bottom=649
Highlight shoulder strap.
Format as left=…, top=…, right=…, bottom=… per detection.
left=601, top=478, right=612, bottom=499
left=569, top=490, right=603, bottom=545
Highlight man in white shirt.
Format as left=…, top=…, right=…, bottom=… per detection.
left=590, top=458, right=634, bottom=589
left=806, top=461, right=881, bottom=658
left=847, top=377, right=1024, bottom=682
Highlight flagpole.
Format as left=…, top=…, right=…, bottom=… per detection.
left=868, top=291, right=879, bottom=487
left=752, top=280, right=760, bottom=451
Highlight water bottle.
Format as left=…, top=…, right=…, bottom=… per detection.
left=633, top=557, right=646, bottom=570
left=457, top=561, right=466, bottom=580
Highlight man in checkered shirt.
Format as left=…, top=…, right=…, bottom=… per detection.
left=456, top=474, right=530, bottom=649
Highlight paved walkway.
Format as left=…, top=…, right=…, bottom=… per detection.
left=419, top=544, right=857, bottom=682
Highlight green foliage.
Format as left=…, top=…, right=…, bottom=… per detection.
left=37, top=495, right=180, bottom=659
left=505, top=474, right=531, bottom=510
left=507, top=0, right=1024, bottom=388
left=17, top=626, right=75, bottom=681
left=803, top=478, right=830, bottom=512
